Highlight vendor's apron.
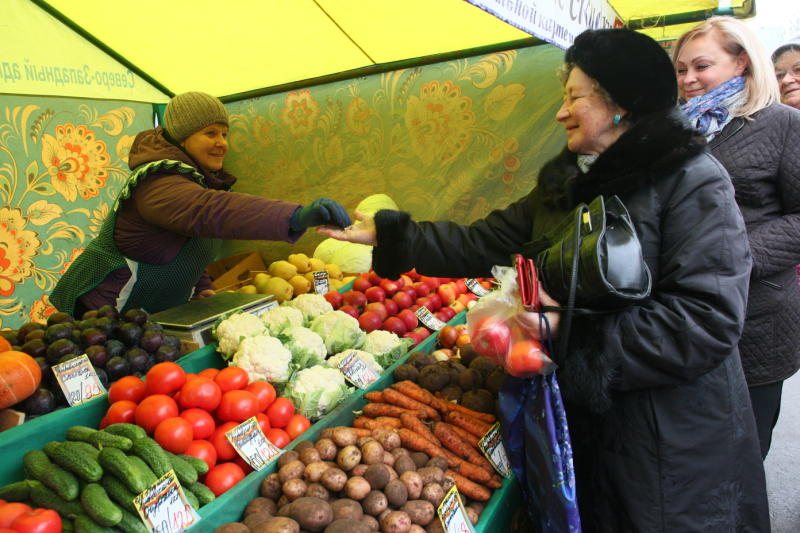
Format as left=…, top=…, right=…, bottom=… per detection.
left=50, top=160, right=220, bottom=315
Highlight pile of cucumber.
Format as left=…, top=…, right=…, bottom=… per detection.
left=0, top=423, right=215, bottom=533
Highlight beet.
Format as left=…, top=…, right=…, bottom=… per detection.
left=19, top=388, right=56, bottom=416
left=123, top=308, right=148, bottom=325
left=21, top=338, right=47, bottom=359
left=45, top=338, right=79, bottom=366
left=118, top=322, right=143, bottom=347
left=85, top=345, right=109, bottom=368
left=140, top=330, right=164, bottom=353
left=105, top=356, right=130, bottom=382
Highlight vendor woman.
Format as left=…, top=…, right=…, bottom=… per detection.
left=50, top=91, right=350, bottom=316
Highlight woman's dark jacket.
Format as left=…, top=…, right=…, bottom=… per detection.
left=709, top=103, right=800, bottom=387
left=372, top=109, right=769, bottom=532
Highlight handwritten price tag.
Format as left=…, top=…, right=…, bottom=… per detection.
left=225, top=417, right=283, bottom=471
left=478, top=422, right=512, bottom=479
left=313, top=271, right=330, bottom=295
left=437, top=485, right=476, bottom=533
left=337, top=351, right=379, bottom=389
left=465, top=279, right=490, bottom=297
left=415, top=306, right=446, bottom=331
left=133, top=470, right=199, bottom=533
left=52, top=354, right=106, bottom=407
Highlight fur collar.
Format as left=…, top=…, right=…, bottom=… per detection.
left=539, top=108, right=706, bottom=209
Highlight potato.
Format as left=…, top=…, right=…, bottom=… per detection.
left=282, top=478, right=308, bottom=501
left=213, top=523, right=248, bottom=533
left=360, top=514, right=379, bottom=531
left=299, top=447, right=322, bottom=465
left=420, top=484, right=444, bottom=507
left=288, top=497, right=333, bottom=532
left=386, top=465, right=399, bottom=482
left=344, top=476, right=372, bottom=500
left=409, top=452, right=429, bottom=469
left=425, top=457, right=448, bottom=471
left=279, top=460, right=306, bottom=483
left=276, top=502, right=292, bottom=517
left=305, top=482, right=330, bottom=501
left=295, top=440, right=314, bottom=452
left=378, top=509, right=392, bottom=522
left=362, top=490, right=389, bottom=517
left=331, top=498, right=364, bottom=521
left=379, top=510, right=412, bottom=533
left=363, top=464, right=391, bottom=490
left=400, top=501, right=435, bottom=526
left=394, top=456, right=417, bottom=475
left=277, top=495, right=289, bottom=509
left=425, top=519, right=444, bottom=533
left=243, top=510, right=273, bottom=530
left=337, top=445, right=362, bottom=471
left=260, top=473, right=282, bottom=500
left=465, top=506, right=479, bottom=525
left=416, top=467, right=443, bottom=486
left=371, top=428, right=401, bottom=451
left=384, top=479, right=409, bottom=508
left=245, top=497, right=277, bottom=517
left=360, top=440, right=385, bottom=465
left=351, top=464, right=369, bottom=477
left=382, top=451, right=396, bottom=467
left=278, top=450, right=300, bottom=469
left=315, top=438, right=338, bottom=461
left=441, top=475, right=455, bottom=493
left=304, top=461, right=330, bottom=483
left=323, top=518, right=372, bottom=533
left=320, top=467, right=348, bottom=492
left=252, top=516, right=300, bottom=533
left=357, top=436, right=376, bottom=447
left=399, top=471, right=423, bottom=500
left=467, top=501, right=485, bottom=517
left=408, top=526, right=425, bottom=533
left=332, top=427, right=358, bottom=447
left=390, top=448, right=410, bottom=460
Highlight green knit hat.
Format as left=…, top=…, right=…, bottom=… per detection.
left=163, top=91, right=228, bottom=142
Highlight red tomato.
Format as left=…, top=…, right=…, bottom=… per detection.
left=134, top=394, right=179, bottom=434
left=284, top=414, right=311, bottom=440
left=204, top=462, right=245, bottom=496
left=180, top=408, right=216, bottom=440
left=98, top=415, right=110, bottom=429
left=246, top=380, right=276, bottom=412
left=266, top=428, right=291, bottom=449
left=214, top=367, right=249, bottom=392
left=184, top=440, right=217, bottom=471
left=0, top=503, right=32, bottom=528
left=105, top=400, right=137, bottom=425
left=216, top=390, right=259, bottom=422
left=145, top=362, right=187, bottom=396
left=265, top=397, right=295, bottom=428
left=197, top=368, right=220, bottom=380
left=506, top=339, right=545, bottom=377
left=233, top=456, right=254, bottom=475
left=154, top=417, right=194, bottom=454
left=210, top=422, right=239, bottom=461
left=184, top=373, right=200, bottom=382
left=107, top=376, right=146, bottom=404
left=254, top=413, right=271, bottom=435
left=178, top=377, right=222, bottom=412
left=10, top=508, right=61, bottom=533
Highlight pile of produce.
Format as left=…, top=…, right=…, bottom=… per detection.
left=235, top=253, right=356, bottom=300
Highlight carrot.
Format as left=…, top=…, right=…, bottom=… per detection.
left=447, top=423, right=481, bottom=449
left=353, top=416, right=375, bottom=429
left=362, top=402, right=423, bottom=419
left=445, top=410, right=493, bottom=438
left=364, top=391, right=384, bottom=402
left=354, top=415, right=402, bottom=430
left=433, top=396, right=496, bottom=423
left=398, top=428, right=450, bottom=460
left=400, top=412, right=441, bottom=447
left=433, top=422, right=493, bottom=471
left=440, top=448, right=493, bottom=484
left=373, top=416, right=403, bottom=429
left=445, top=470, right=492, bottom=502
left=383, top=388, right=440, bottom=420
left=392, top=380, right=435, bottom=405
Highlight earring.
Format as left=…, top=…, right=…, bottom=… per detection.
left=613, top=114, right=621, bottom=126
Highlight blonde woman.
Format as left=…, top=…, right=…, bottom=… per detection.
left=674, top=16, right=800, bottom=459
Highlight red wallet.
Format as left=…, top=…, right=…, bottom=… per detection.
left=515, top=254, right=539, bottom=312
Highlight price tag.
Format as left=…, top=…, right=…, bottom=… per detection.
left=337, top=351, right=379, bottom=388
left=52, top=354, right=106, bottom=407
left=133, top=470, right=199, bottom=533
left=465, top=279, right=490, bottom=297
left=313, top=271, right=330, bottom=295
left=478, top=422, right=512, bottom=479
left=415, top=306, right=446, bottom=331
left=225, top=417, right=283, bottom=471
left=437, top=485, right=476, bottom=533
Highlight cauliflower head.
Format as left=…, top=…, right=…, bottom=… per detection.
left=284, top=365, right=352, bottom=419
left=213, top=311, right=267, bottom=359
left=327, top=349, right=384, bottom=376
left=262, top=306, right=304, bottom=337
left=230, top=334, right=292, bottom=384
left=309, top=310, right=366, bottom=355
left=282, top=326, right=327, bottom=368
left=362, top=330, right=414, bottom=368
left=283, top=294, right=333, bottom=324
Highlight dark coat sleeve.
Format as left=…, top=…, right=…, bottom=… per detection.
left=371, top=192, right=535, bottom=279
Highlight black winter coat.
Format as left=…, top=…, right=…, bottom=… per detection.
left=709, top=103, right=800, bottom=386
left=372, top=109, right=769, bottom=532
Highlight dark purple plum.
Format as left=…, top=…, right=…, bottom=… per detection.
left=85, top=345, right=109, bottom=368
left=46, top=311, right=74, bottom=326
left=96, top=305, right=120, bottom=320
left=140, top=330, right=164, bottom=353
left=19, top=388, right=56, bottom=416
left=126, top=347, right=150, bottom=374
left=45, top=338, right=79, bottom=366
left=81, top=328, right=107, bottom=347
left=21, top=338, right=47, bottom=359
left=82, top=309, right=98, bottom=319
left=123, top=308, right=148, bottom=325
left=105, top=356, right=130, bottom=382
left=118, top=322, right=143, bottom=347
left=105, top=339, right=125, bottom=359
left=44, top=323, right=73, bottom=344
left=154, top=344, right=180, bottom=363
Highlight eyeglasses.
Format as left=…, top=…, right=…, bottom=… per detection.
left=775, top=64, right=800, bottom=83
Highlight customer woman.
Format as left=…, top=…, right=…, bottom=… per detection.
left=773, top=39, right=800, bottom=109
left=322, top=28, right=769, bottom=532
left=50, top=91, right=350, bottom=316
left=674, top=17, right=800, bottom=459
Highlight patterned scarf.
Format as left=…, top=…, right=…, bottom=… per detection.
left=681, top=75, right=746, bottom=139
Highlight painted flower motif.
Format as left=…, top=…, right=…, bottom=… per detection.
left=484, top=84, right=526, bottom=121
left=405, top=81, right=475, bottom=166
left=251, top=116, right=275, bottom=147
left=504, top=156, right=521, bottom=172
left=0, top=207, right=41, bottom=291
left=345, top=97, right=372, bottom=135
left=280, top=90, right=320, bottom=136
left=504, top=137, right=519, bottom=153
left=60, top=248, right=85, bottom=275
left=42, top=123, right=110, bottom=201
left=29, top=294, right=56, bottom=324
left=89, top=203, right=110, bottom=235
left=116, top=134, right=134, bottom=163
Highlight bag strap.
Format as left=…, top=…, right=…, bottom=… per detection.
left=557, top=203, right=589, bottom=358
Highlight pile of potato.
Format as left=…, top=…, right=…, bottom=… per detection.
left=213, top=426, right=486, bottom=533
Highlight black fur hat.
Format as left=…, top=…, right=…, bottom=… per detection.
left=565, top=28, right=677, bottom=116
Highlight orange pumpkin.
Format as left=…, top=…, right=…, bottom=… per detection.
left=0, top=350, right=42, bottom=409
left=0, top=336, right=12, bottom=352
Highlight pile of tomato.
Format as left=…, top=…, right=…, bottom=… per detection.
left=101, top=362, right=310, bottom=496
left=0, top=502, right=60, bottom=533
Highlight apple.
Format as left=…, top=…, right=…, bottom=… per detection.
left=437, top=284, right=457, bottom=306
left=400, top=286, right=417, bottom=300
left=449, top=301, right=466, bottom=314
left=456, top=334, right=471, bottom=348
left=409, top=304, right=420, bottom=313
left=412, top=282, right=431, bottom=297
left=472, top=316, right=512, bottom=360
left=379, top=278, right=401, bottom=296
left=358, top=311, right=383, bottom=333
left=400, top=274, right=414, bottom=288
left=342, top=290, right=367, bottom=310
left=438, top=325, right=458, bottom=349
left=403, top=331, right=423, bottom=346
left=456, top=294, right=474, bottom=307
left=323, top=291, right=343, bottom=309
left=397, top=309, right=419, bottom=331
left=365, top=302, right=388, bottom=321
left=353, top=278, right=373, bottom=292
left=507, top=339, right=545, bottom=377
left=419, top=276, right=441, bottom=290
left=413, top=327, right=432, bottom=340
left=365, top=286, right=386, bottom=303
left=383, top=299, right=399, bottom=317
left=382, top=316, right=408, bottom=335
left=426, top=293, right=443, bottom=311
left=368, top=271, right=383, bottom=285
left=435, top=310, right=451, bottom=323
left=406, top=269, right=421, bottom=281
left=454, top=279, right=468, bottom=295
left=392, top=291, right=413, bottom=310
left=338, top=305, right=359, bottom=319
left=415, top=296, right=430, bottom=309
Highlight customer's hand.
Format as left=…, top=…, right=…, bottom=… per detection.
left=317, top=210, right=377, bottom=246
left=290, top=198, right=352, bottom=232
left=514, top=285, right=561, bottom=341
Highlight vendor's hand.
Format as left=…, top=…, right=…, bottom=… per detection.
left=317, top=210, right=377, bottom=246
left=514, top=285, right=561, bottom=341
left=193, top=289, right=216, bottom=300
left=290, top=198, right=352, bottom=232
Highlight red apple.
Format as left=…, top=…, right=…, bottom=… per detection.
left=402, top=331, right=423, bottom=346
left=440, top=306, right=457, bottom=322
left=406, top=269, right=421, bottom=281
left=415, top=296, right=431, bottom=309
left=450, top=301, right=466, bottom=314
left=435, top=310, right=451, bottom=323
left=383, top=299, right=399, bottom=317
left=419, top=276, right=441, bottom=290
left=368, top=271, right=383, bottom=285
left=392, top=291, right=413, bottom=310
left=454, top=279, right=468, bottom=295
left=323, top=291, right=343, bottom=309
left=472, top=316, right=512, bottom=361
left=438, top=325, right=458, bottom=349
left=409, top=304, right=420, bottom=313
left=413, top=282, right=431, bottom=297
left=456, top=294, right=474, bottom=307
left=365, top=302, right=388, bottom=321
left=400, top=286, right=417, bottom=300
left=426, top=293, right=442, bottom=311
left=365, top=286, right=386, bottom=303
left=397, top=309, right=419, bottom=331
left=379, top=278, right=400, bottom=296
left=400, top=274, right=414, bottom=288
left=437, top=284, right=457, bottom=306
left=382, top=316, right=408, bottom=336
left=352, top=278, right=373, bottom=292
left=342, top=290, right=367, bottom=310
left=358, top=311, right=383, bottom=333
left=413, top=327, right=432, bottom=340
left=338, top=305, right=360, bottom=319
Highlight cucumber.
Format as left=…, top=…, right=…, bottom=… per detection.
left=97, top=448, right=147, bottom=494
left=126, top=456, right=157, bottom=486
left=43, top=441, right=61, bottom=456
left=80, top=483, right=122, bottom=527
left=130, top=438, right=171, bottom=477
left=103, top=424, right=147, bottom=442
left=89, top=431, right=132, bottom=451
left=74, top=514, right=116, bottom=533
left=179, top=454, right=209, bottom=475
left=66, top=426, right=99, bottom=443
left=182, top=487, right=200, bottom=510
left=116, top=508, right=148, bottom=533
left=62, top=517, right=75, bottom=533
left=68, top=441, right=101, bottom=460
left=30, top=481, right=85, bottom=518
left=0, top=480, right=35, bottom=502
left=100, top=476, right=137, bottom=514
left=49, top=442, right=104, bottom=482
left=187, top=482, right=215, bottom=507
left=23, top=449, right=80, bottom=501
left=164, top=451, right=198, bottom=486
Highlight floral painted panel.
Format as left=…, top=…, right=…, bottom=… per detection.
left=0, top=96, right=153, bottom=329
left=223, top=44, right=567, bottom=265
